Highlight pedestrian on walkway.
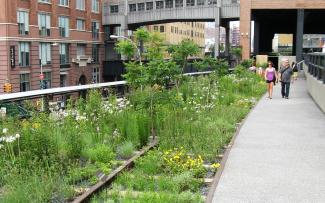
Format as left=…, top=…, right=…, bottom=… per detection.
left=292, top=61, right=298, bottom=81
left=264, top=61, right=277, bottom=99
left=279, top=58, right=293, bottom=99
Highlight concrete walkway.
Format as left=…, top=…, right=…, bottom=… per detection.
left=212, top=79, right=325, bottom=203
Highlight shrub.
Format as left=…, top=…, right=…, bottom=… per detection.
left=83, top=144, right=115, bottom=163
left=117, top=141, right=135, bottom=159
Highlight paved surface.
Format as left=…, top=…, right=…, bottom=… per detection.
left=212, top=79, right=325, bottom=203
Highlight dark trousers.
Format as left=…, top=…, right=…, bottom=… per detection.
left=281, top=82, right=291, bottom=97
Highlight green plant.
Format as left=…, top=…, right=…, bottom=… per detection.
left=83, top=144, right=115, bottom=163
left=117, top=141, right=135, bottom=159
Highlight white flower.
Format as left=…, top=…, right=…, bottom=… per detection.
left=15, top=134, right=20, bottom=139
left=0, top=137, right=4, bottom=142
left=0, top=144, right=3, bottom=149
left=2, top=128, right=8, bottom=134
left=5, top=136, right=16, bottom=143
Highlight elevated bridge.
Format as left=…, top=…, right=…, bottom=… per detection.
left=102, top=0, right=239, bottom=57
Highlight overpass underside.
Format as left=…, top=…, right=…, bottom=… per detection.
left=252, top=9, right=325, bottom=61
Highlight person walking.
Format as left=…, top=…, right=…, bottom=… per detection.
left=279, top=58, right=293, bottom=99
left=264, top=61, right=277, bottom=99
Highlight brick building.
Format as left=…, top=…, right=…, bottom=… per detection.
left=0, top=0, right=104, bottom=94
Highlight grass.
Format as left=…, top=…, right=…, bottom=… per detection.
left=0, top=70, right=266, bottom=202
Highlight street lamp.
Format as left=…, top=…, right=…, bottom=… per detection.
left=110, top=35, right=142, bottom=65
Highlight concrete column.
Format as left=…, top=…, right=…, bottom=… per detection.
left=214, top=17, right=220, bottom=58
left=183, top=0, right=186, bottom=7
left=225, top=22, right=230, bottom=57
left=253, top=21, right=260, bottom=55
left=296, top=9, right=304, bottom=62
left=240, top=0, right=251, bottom=59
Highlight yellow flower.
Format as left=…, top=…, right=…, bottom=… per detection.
left=32, top=122, right=41, bottom=129
left=211, top=163, right=221, bottom=169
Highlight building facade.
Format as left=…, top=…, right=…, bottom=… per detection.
left=147, top=22, right=205, bottom=50
left=0, top=0, right=104, bottom=94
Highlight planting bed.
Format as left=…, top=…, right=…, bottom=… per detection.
left=0, top=70, right=265, bottom=203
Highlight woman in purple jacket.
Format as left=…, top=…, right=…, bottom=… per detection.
left=264, top=61, right=278, bottom=99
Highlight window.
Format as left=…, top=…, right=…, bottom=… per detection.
left=208, top=0, right=217, bottom=5
left=175, top=0, right=183, bottom=7
left=60, top=75, right=67, bottom=87
left=197, top=0, right=205, bottom=5
left=156, top=1, right=164, bottom=9
left=146, top=2, right=153, bottom=10
left=231, top=0, right=239, bottom=3
left=92, top=0, right=99, bottom=13
left=92, top=44, right=99, bottom=63
left=20, top=73, right=30, bottom=92
left=38, top=0, right=50, bottom=3
left=76, top=0, right=85, bottom=10
left=19, top=42, right=30, bottom=67
left=17, top=11, right=29, bottom=35
left=42, top=72, right=51, bottom=89
left=92, top=21, right=99, bottom=40
left=58, top=16, right=69, bottom=37
left=59, top=0, right=68, bottom=6
left=110, top=5, right=119, bottom=13
left=77, top=44, right=86, bottom=57
left=171, top=26, right=174, bottom=33
left=186, top=0, right=194, bottom=6
left=138, top=3, right=145, bottom=11
left=38, top=13, right=51, bottom=36
left=154, top=26, right=158, bottom=31
left=160, top=26, right=164, bottom=33
left=39, top=43, right=51, bottom=65
left=92, top=67, right=100, bottom=83
left=59, top=43, right=69, bottom=65
left=186, top=0, right=195, bottom=6
left=129, top=4, right=136, bottom=12
left=76, top=19, right=85, bottom=31
left=165, top=0, right=173, bottom=8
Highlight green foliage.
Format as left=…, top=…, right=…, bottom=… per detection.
left=117, top=141, right=135, bottom=159
left=146, top=31, right=165, bottom=61
left=134, top=28, right=150, bottom=43
left=123, top=62, right=145, bottom=89
left=230, top=46, right=242, bottom=57
left=168, top=39, right=200, bottom=71
left=83, top=144, right=115, bottom=163
left=240, top=59, right=254, bottom=69
left=115, top=40, right=135, bottom=60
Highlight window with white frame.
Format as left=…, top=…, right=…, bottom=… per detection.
left=110, top=5, right=119, bottom=13
left=129, top=4, right=136, bottom=12
left=59, top=43, right=69, bottom=65
left=20, top=73, right=30, bottom=92
left=146, top=2, right=153, bottom=10
left=92, top=67, right=100, bottom=83
left=76, top=19, right=85, bottom=31
left=59, top=0, right=68, bottom=6
left=39, top=43, right=51, bottom=65
left=175, top=0, right=183, bottom=7
left=19, top=42, right=30, bottom=67
left=38, top=13, right=51, bottom=36
left=17, top=10, right=29, bottom=35
left=77, top=44, right=86, bottom=57
left=156, top=1, right=164, bottom=9
left=165, top=0, right=173, bottom=8
left=138, top=3, right=145, bottom=11
left=92, top=0, right=99, bottom=13
left=92, top=21, right=99, bottom=40
left=58, top=16, right=69, bottom=37
left=76, top=0, right=85, bottom=10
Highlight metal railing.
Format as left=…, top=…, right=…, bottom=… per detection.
left=304, top=53, right=325, bottom=84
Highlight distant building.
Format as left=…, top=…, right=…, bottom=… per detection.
left=147, top=22, right=205, bottom=55
left=231, top=26, right=240, bottom=47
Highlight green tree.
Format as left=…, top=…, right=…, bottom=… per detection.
left=167, top=39, right=200, bottom=73
left=115, top=40, right=135, bottom=60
